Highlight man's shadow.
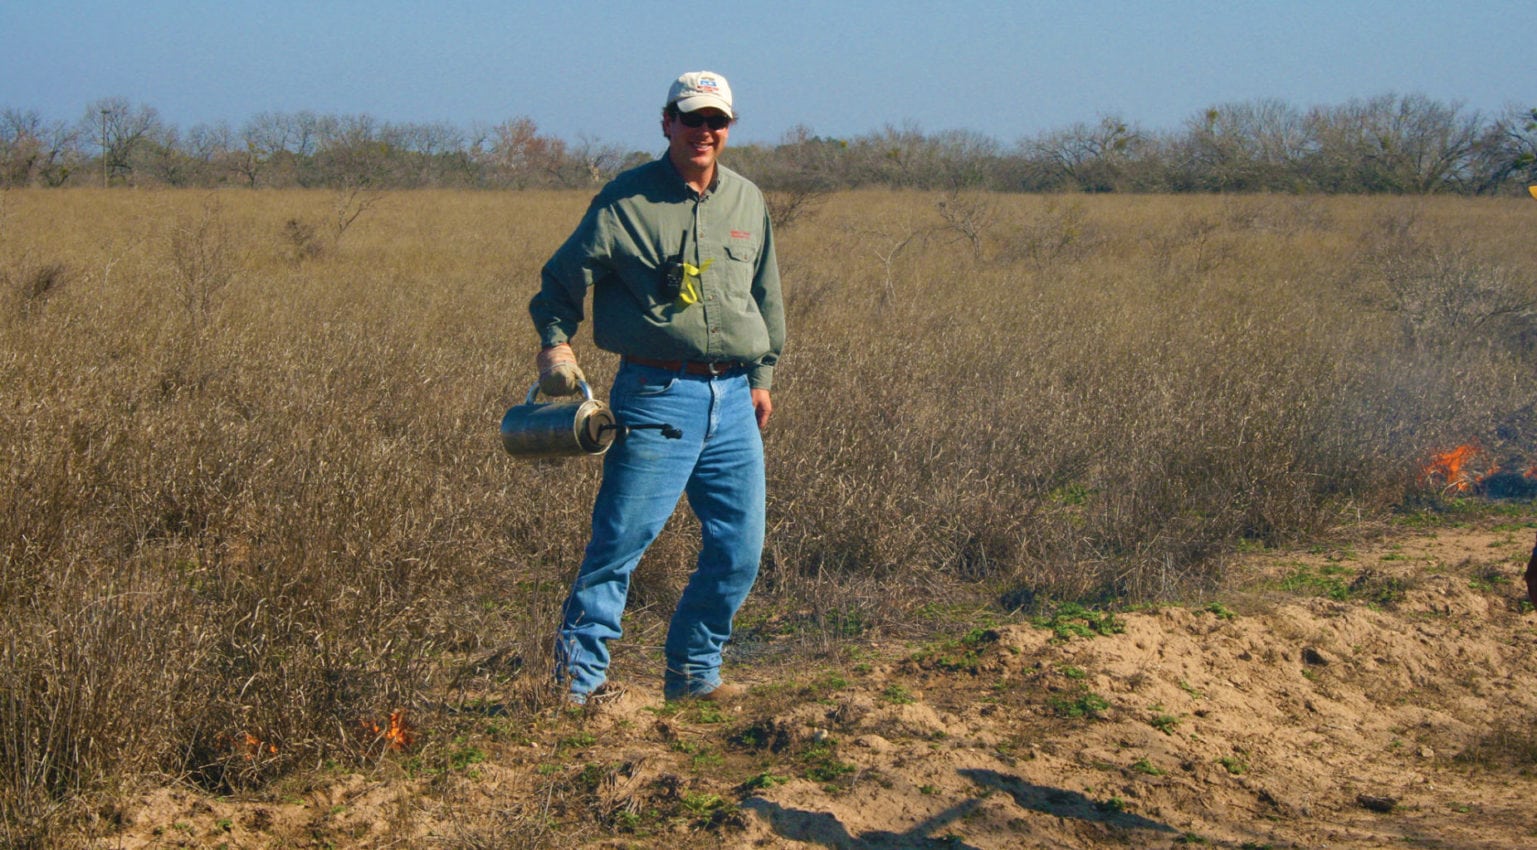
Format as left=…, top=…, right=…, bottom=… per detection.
left=741, top=767, right=1176, bottom=848
left=960, top=768, right=1176, bottom=832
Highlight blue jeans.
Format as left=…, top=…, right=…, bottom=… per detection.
left=556, top=361, right=765, bottom=701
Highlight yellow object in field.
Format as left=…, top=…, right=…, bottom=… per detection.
left=1529, top=185, right=1537, bottom=201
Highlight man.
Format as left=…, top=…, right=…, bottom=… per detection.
left=528, top=71, right=784, bottom=704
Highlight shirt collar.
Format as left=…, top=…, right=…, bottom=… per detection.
left=660, top=153, right=721, bottom=198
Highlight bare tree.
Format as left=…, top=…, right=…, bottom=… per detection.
left=135, top=123, right=193, bottom=186
left=238, top=111, right=324, bottom=187
left=935, top=188, right=996, bottom=259
left=849, top=121, right=938, bottom=188
left=1, top=108, right=80, bottom=187
left=1304, top=94, right=1481, bottom=193
left=0, top=108, right=47, bottom=186
left=233, top=113, right=283, bottom=187
left=480, top=116, right=567, bottom=188
left=83, top=97, right=164, bottom=186
left=1023, top=115, right=1143, bottom=192
left=734, top=125, right=841, bottom=227
left=379, top=120, right=466, bottom=187
left=1175, top=99, right=1312, bottom=191
left=567, top=135, right=630, bottom=186
left=1464, top=105, right=1537, bottom=195
left=311, top=114, right=387, bottom=188
left=930, top=128, right=1000, bottom=190
left=183, top=122, right=235, bottom=185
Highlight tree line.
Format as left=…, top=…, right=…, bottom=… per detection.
left=2, top=93, right=1534, bottom=194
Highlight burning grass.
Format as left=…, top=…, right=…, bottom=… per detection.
left=2, top=188, right=1536, bottom=845
left=1421, top=442, right=1537, bottom=498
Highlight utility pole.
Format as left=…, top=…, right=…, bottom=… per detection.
left=100, top=108, right=108, bottom=188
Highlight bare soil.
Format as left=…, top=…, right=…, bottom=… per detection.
left=93, top=519, right=1537, bottom=849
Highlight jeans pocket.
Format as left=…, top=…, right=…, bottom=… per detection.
left=615, top=366, right=678, bottom=400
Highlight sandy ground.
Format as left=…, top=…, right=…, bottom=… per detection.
left=93, top=520, right=1537, bottom=849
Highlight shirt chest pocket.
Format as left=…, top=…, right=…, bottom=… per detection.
left=724, top=241, right=758, bottom=265
left=713, top=241, right=758, bottom=296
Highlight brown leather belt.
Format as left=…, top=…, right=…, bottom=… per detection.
left=624, top=356, right=744, bottom=376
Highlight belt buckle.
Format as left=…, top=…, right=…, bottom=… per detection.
left=705, top=361, right=726, bottom=376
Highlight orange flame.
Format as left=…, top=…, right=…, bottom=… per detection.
left=1422, top=444, right=1483, bottom=492
left=235, top=731, right=277, bottom=760
left=362, top=709, right=414, bottom=751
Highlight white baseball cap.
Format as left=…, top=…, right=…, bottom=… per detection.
left=666, top=71, right=734, bottom=119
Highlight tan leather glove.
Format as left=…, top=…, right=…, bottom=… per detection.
left=536, top=343, right=586, bottom=396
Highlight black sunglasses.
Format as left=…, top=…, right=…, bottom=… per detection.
left=676, top=111, right=731, bottom=130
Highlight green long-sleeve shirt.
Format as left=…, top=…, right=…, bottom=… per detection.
left=529, top=156, right=784, bottom=390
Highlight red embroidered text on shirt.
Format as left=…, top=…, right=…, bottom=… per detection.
left=730, top=230, right=751, bottom=239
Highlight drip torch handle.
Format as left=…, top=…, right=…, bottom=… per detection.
left=525, top=380, right=595, bottom=404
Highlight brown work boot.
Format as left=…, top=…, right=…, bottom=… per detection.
left=564, top=682, right=626, bottom=709
left=691, top=682, right=747, bottom=703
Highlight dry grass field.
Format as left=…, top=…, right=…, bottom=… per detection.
left=2, top=187, right=1536, bottom=848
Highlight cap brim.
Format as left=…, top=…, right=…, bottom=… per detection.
left=673, top=95, right=734, bottom=119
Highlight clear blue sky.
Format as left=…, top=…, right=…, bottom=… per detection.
left=3, top=1, right=1532, bottom=153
